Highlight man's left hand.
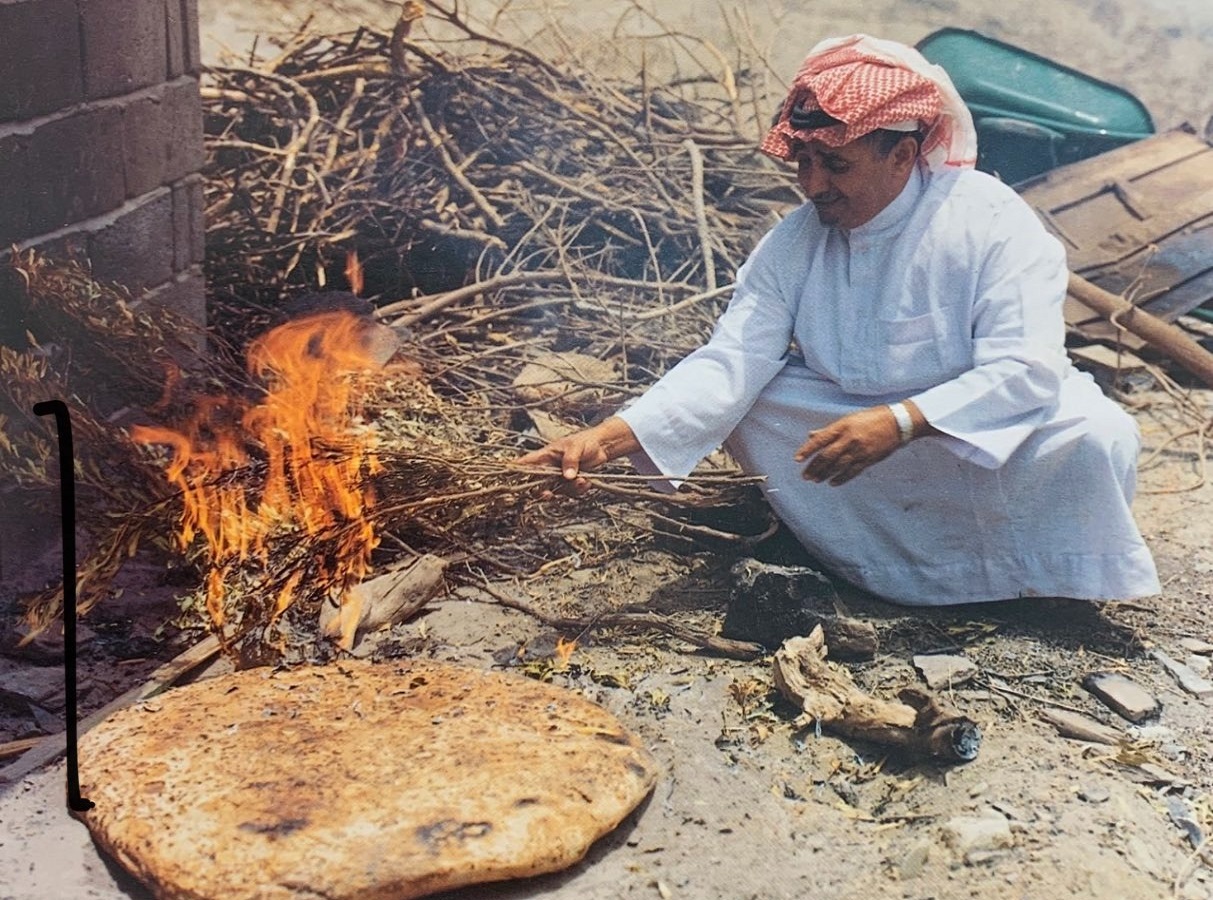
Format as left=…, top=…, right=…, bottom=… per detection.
left=794, top=406, right=903, bottom=486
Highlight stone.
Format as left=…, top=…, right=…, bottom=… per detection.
left=1132, top=724, right=1176, bottom=743
left=1165, top=796, right=1205, bottom=848
left=723, top=559, right=876, bottom=657
left=964, top=849, right=1010, bottom=866
left=1082, top=672, right=1162, bottom=723
left=1078, top=785, right=1111, bottom=804
left=78, top=659, right=658, bottom=900
left=512, top=351, right=619, bottom=420
left=913, top=654, right=978, bottom=690
left=1039, top=708, right=1123, bottom=745
left=941, top=813, right=1013, bottom=856
left=1186, top=655, right=1211, bottom=678
left=1178, top=637, right=1213, bottom=655
left=0, top=663, right=66, bottom=712
left=1152, top=651, right=1213, bottom=699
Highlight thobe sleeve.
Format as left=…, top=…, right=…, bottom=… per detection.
left=616, top=229, right=796, bottom=482
left=910, top=197, right=1072, bottom=469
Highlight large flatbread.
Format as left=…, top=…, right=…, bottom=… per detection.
left=77, top=659, right=657, bottom=899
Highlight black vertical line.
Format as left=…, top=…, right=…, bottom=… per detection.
left=32, top=400, right=94, bottom=813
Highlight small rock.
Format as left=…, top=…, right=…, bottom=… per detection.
left=1165, top=796, right=1205, bottom=849
left=1178, top=637, right=1213, bottom=655
left=1152, top=651, right=1213, bottom=699
left=1039, top=708, right=1122, bottom=745
left=964, top=849, right=1011, bottom=866
left=968, top=782, right=989, bottom=798
left=723, top=560, right=877, bottom=658
left=1122, top=762, right=1183, bottom=786
left=1132, top=724, right=1176, bottom=743
left=1082, top=672, right=1162, bottom=723
left=941, top=813, right=1013, bottom=855
left=1078, top=785, right=1110, bottom=804
left=913, top=654, right=978, bottom=690
left=1186, top=655, right=1211, bottom=678
left=0, top=664, right=67, bottom=712
left=897, top=840, right=931, bottom=879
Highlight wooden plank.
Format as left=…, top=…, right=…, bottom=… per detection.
left=1021, top=127, right=1209, bottom=215
left=1072, top=189, right=1213, bottom=273
left=1064, top=294, right=1146, bottom=348
left=1069, top=343, right=1147, bottom=372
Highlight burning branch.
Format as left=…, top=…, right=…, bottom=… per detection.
left=130, top=310, right=389, bottom=646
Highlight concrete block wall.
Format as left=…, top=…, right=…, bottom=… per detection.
left=0, top=0, right=206, bottom=326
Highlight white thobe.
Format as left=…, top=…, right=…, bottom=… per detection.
left=618, top=165, right=1160, bottom=605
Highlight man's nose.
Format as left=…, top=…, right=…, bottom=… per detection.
left=798, top=165, right=829, bottom=198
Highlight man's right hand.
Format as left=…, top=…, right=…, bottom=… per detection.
left=514, top=416, right=641, bottom=492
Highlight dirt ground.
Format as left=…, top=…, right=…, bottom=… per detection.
left=4, top=1, right=1213, bottom=898
left=5, top=393, right=1213, bottom=900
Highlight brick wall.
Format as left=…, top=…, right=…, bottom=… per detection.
left=0, top=0, right=206, bottom=327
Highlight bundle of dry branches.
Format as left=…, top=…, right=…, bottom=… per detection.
left=0, top=253, right=202, bottom=634
left=201, top=1, right=798, bottom=391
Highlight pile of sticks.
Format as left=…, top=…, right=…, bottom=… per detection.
left=201, top=2, right=798, bottom=384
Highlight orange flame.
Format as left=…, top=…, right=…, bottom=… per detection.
left=345, top=250, right=364, bottom=296
left=554, top=637, right=578, bottom=671
left=130, top=310, right=383, bottom=644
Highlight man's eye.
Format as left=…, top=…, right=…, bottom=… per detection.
left=826, top=161, right=849, bottom=173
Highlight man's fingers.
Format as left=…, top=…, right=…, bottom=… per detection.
left=515, top=447, right=557, bottom=467
left=560, top=443, right=585, bottom=480
left=793, top=429, right=832, bottom=462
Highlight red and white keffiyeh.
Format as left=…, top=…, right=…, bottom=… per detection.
left=761, top=34, right=977, bottom=171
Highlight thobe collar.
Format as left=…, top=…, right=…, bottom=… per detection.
left=840, top=164, right=925, bottom=248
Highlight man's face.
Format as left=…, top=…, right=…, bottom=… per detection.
left=795, top=135, right=917, bottom=230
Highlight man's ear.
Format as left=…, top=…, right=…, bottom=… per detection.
left=892, top=134, right=917, bottom=173
left=892, top=135, right=920, bottom=173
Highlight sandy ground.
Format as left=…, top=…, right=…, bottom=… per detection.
left=4, top=1, right=1213, bottom=899
left=4, top=432, right=1213, bottom=900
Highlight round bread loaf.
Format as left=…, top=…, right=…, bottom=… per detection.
left=77, top=659, right=657, bottom=899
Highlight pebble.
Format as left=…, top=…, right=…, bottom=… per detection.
left=1078, top=785, right=1110, bottom=804
left=1039, top=708, right=1122, bottom=745
left=1132, top=724, right=1176, bottom=743
left=941, top=812, right=1014, bottom=856
left=913, top=654, right=979, bottom=690
left=990, top=801, right=1029, bottom=823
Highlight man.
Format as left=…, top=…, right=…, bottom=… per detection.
left=517, top=35, right=1160, bottom=606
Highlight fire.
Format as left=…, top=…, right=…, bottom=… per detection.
left=131, top=310, right=383, bottom=646
left=554, top=637, right=578, bottom=671
left=344, top=250, right=364, bottom=296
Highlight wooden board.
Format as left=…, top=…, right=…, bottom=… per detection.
left=1018, top=125, right=1213, bottom=343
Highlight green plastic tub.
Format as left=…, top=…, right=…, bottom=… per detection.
left=916, top=28, right=1155, bottom=184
